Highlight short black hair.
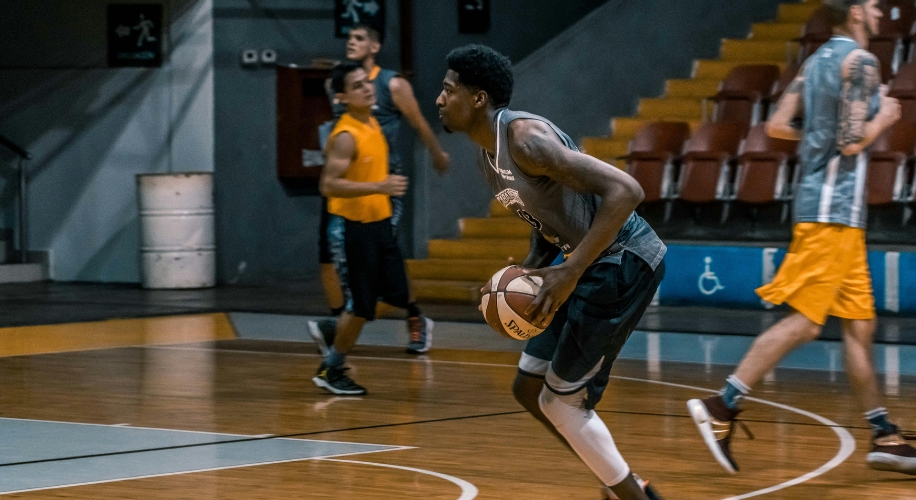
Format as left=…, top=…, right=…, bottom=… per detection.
left=330, top=61, right=363, bottom=93
left=446, top=45, right=513, bottom=108
left=823, top=0, right=867, bottom=27
left=350, top=23, right=384, bottom=44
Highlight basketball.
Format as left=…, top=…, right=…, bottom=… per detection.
left=480, top=265, right=546, bottom=340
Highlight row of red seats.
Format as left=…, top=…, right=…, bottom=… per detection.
left=623, top=120, right=916, bottom=211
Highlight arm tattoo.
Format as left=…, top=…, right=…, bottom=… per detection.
left=838, top=53, right=880, bottom=147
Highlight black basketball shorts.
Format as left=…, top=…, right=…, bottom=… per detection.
left=341, top=217, right=411, bottom=321
left=518, top=251, right=665, bottom=407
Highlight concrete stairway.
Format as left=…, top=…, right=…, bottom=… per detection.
left=579, top=0, right=821, bottom=167
left=409, top=0, right=821, bottom=304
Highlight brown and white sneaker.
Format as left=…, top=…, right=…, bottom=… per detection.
left=687, top=395, right=747, bottom=474
left=866, top=430, right=916, bottom=475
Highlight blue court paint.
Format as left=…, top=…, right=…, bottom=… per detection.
left=616, top=331, right=916, bottom=375
left=0, top=419, right=405, bottom=494
left=656, top=245, right=916, bottom=313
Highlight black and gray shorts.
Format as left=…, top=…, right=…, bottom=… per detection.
left=518, top=251, right=664, bottom=406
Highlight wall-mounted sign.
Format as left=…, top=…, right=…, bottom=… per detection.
left=335, top=0, right=386, bottom=38
left=459, top=0, right=490, bottom=34
left=108, top=4, right=163, bottom=67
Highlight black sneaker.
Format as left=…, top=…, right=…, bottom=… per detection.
left=687, top=395, right=750, bottom=474
left=308, top=318, right=337, bottom=357
left=312, top=362, right=366, bottom=395
left=867, top=428, right=916, bottom=475
left=406, top=315, right=433, bottom=354
left=604, top=473, right=664, bottom=499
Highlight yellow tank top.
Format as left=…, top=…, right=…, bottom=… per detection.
left=326, top=113, right=391, bottom=223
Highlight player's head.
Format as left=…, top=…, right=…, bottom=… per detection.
left=436, top=45, right=513, bottom=133
left=331, top=61, right=376, bottom=110
left=823, top=0, right=881, bottom=38
left=346, top=23, right=383, bottom=62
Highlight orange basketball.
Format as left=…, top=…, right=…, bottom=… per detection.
left=481, top=266, right=545, bottom=340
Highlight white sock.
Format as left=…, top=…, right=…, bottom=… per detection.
left=538, top=386, right=630, bottom=486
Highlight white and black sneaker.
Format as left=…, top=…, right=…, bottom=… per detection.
left=308, top=318, right=337, bottom=357
left=867, top=428, right=916, bottom=475
left=312, top=362, right=366, bottom=395
left=406, top=315, right=433, bottom=354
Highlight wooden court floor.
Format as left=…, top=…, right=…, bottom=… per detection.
left=1, top=314, right=916, bottom=499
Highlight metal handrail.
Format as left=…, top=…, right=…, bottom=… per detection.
left=0, top=134, right=30, bottom=263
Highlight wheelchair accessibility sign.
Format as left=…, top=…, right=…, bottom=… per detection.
left=698, top=257, right=725, bottom=295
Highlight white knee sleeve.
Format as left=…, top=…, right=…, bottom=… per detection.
left=538, top=386, right=630, bottom=486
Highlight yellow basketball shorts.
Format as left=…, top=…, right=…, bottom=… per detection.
left=756, top=222, right=875, bottom=326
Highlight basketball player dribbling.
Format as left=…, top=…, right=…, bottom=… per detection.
left=437, top=44, right=666, bottom=500
left=688, top=0, right=916, bottom=476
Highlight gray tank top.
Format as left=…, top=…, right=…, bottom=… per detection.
left=478, top=109, right=666, bottom=269
left=796, top=36, right=880, bottom=228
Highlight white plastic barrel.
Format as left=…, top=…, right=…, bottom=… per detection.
left=137, top=173, right=215, bottom=288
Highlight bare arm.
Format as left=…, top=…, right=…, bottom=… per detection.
left=837, top=50, right=899, bottom=156
left=767, top=72, right=805, bottom=141
left=508, top=119, right=644, bottom=324
left=389, top=76, right=451, bottom=173
left=320, top=132, right=407, bottom=198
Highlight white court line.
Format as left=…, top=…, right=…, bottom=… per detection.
left=148, top=346, right=859, bottom=497
left=321, top=458, right=479, bottom=500
left=611, top=376, right=856, bottom=499
left=0, top=446, right=411, bottom=496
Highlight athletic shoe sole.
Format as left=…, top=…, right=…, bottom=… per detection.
left=311, top=376, right=366, bottom=396
left=867, top=452, right=916, bottom=475
left=307, top=320, right=330, bottom=357
left=687, top=398, right=737, bottom=474
left=406, top=317, right=434, bottom=354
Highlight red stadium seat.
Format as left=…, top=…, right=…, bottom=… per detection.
left=624, top=122, right=691, bottom=203
left=733, top=123, right=799, bottom=205
left=677, top=122, right=745, bottom=204
left=867, top=121, right=916, bottom=205
left=709, top=65, right=781, bottom=135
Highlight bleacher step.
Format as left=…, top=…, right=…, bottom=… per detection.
left=665, top=79, right=722, bottom=99
left=694, top=59, right=786, bottom=80
left=720, top=39, right=792, bottom=61
left=777, top=2, right=821, bottom=24
left=638, top=98, right=704, bottom=120
left=751, top=22, right=803, bottom=41
left=406, top=258, right=510, bottom=281
left=412, top=279, right=484, bottom=304
left=459, top=217, right=533, bottom=239
left=580, top=137, right=630, bottom=165
left=427, top=238, right=530, bottom=261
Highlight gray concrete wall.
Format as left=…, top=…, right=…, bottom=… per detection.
left=0, top=0, right=214, bottom=282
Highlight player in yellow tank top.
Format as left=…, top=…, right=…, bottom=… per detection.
left=325, top=113, right=391, bottom=222
left=313, top=61, right=429, bottom=396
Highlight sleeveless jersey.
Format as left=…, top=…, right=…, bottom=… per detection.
left=795, top=36, right=881, bottom=228
left=326, top=113, right=392, bottom=223
left=331, top=66, right=405, bottom=172
left=478, top=109, right=666, bottom=269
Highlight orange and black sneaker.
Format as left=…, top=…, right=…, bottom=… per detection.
left=687, top=395, right=751, bottom=474
left=867, top=428, right=916, bottom=475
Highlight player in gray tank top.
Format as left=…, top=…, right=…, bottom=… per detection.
left=437, top=44, right=666, bottom=500
left=688, top=0, right=916, bottom=479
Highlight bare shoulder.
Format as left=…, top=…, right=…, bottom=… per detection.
left=387, top=75, right=413, bottom=94
left=327, top=131, right=355, bottom=156
left=506, top=119, right=565, bottom=169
